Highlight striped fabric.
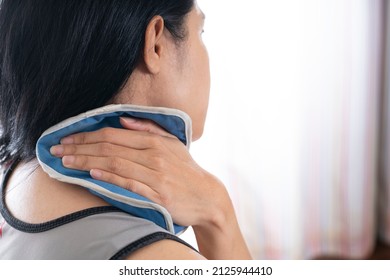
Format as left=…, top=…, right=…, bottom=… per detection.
left=186, top=0, right=386, bottom=259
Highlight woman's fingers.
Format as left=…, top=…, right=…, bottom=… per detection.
left=60, top=152, right=168, bottom=205
left=90, top=169, right=161, bottom=203
left=50, top=142, right=150, bottom=167
left=60, top=117, right=178, bottom=148
left=60, top=127, right=158, bottom=149
left=61, top=154, right=161, bottom=188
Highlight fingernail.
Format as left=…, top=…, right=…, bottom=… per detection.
left=61, top=136, right=74, bottom=144
left=120, top=117, right=138, bottom=124
left=90, top=169, right=102, bottom=179
left=50, top=145, right=64, bottom=156
left=62, top=156, right=75, bottom=166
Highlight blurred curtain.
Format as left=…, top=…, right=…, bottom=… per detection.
left=184, top=0, right=386, bottom=259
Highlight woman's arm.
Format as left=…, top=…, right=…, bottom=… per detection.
left=50, top=118, right=252, bottom=260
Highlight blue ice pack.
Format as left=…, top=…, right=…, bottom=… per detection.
left=36, top=104, right=192, bottom=234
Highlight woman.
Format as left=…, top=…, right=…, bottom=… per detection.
left=0, top=0, right=251, bottom=259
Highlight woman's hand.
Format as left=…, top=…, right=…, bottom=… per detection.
left=50, top=117, right=229, bottom=228
left=50, top=117, right=252, bottom=259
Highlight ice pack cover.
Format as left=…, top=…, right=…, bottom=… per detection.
left=36, top=104, right=192, bottom=234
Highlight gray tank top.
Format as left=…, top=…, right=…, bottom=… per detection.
left=0, top=163, right=194, bottom=260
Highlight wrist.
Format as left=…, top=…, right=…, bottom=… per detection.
left=192, top=174, right=240, bottom=244
left=192, top=199, right=248, bottom=259
left=190, top=173, right=252, bottom=260
left=194, top=173, right=235, bottom=230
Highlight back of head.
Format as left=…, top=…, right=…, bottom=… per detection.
left=0, top=0, right=193, bottom=165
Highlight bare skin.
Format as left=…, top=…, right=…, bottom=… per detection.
left=4, top=2, right=252, bottom=260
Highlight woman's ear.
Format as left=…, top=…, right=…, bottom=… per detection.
left=143, top=16, right=165, bottom=74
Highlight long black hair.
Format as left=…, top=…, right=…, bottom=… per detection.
left=0, top=0, right=194, bottom=165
